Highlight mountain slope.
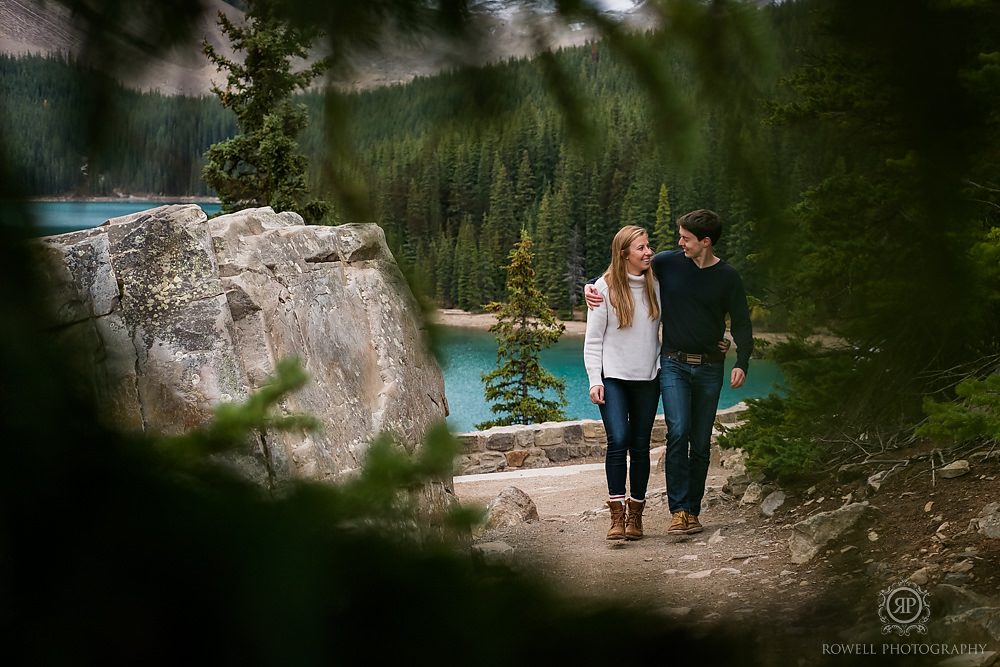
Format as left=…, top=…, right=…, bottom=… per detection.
left=0, top=0, right=657, bottom=95
left=0, top=0, right=242, bottom=96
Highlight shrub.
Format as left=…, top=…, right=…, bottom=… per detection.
left=918, top=373, right=1000, bottom=445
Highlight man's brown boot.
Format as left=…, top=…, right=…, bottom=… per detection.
left=606, top=500, right=627, bottom=540
left=684, top=512, right=703, bottom=534
left=625, top=499, right=645, bottom=540
left=667, top=511, right=688, bottom=535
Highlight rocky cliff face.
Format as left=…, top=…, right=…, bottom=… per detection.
left=32, top=205, right=448, bottom=485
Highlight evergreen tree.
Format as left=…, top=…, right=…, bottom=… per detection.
left=434, top=232, right=456, bottom=307
left=477, top=222, right=501, bottom=304
left=533, top=178, right=572, bottom=312
left=514, top=149, right=537, bottom=232
left=564, top=223, right=586, bottom=320
left=482, top=159, right=519, bottom=299
left=446, top=144, right=479, bottom=226
left=202, top=0, right=330, bottom=220
left=531, top=185, right=559, bottom=309
left=583, top=164, right=608, bottom=280
left=619, top=159, right=658, bottom=232
left=477, top=230, right=569, bottom=429
left=652, top=184, right=675, bottom=251
left=726, top=0, right=1000, bottom=470
left=453, top=217, right=482, bottom=311
left=405, top=177, right=427, bottom=237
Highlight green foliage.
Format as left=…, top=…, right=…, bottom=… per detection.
left=744, top=0, right=1000, bottom=457
left=918, top=373, right=1000, bottom=445
left=0, top=190, right=766, bottom=664
left=5, top=6, right=791, bottom=300
left=717, top=336, right=866, bottom=477
left=6, top=0, right=999, bottom=478
left=160, top=356, right=319, bottom=464
left=532, top=181, right=573, bottom=311
left=202, top=0, right=330, bottom=219
left=324, top=421, right=481, bottom=536
left=652, top=183, right=675, bottom=252
left=564, top=223, right=586, bottom=318
left=717, top=394, right=821, bottom=479
left=478, top=230, right=569, bottom=429
left=482, top=159, right=520, bottom=299
left=341, top=18, right=784, bottom=309
left=0, top=53, right=234, bottom=196
left=6, top=0, right=961, bottom=659
left=453, top=217, right=483, bottom=311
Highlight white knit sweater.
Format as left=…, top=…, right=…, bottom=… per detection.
left=584, top=274, right=661, bottom=388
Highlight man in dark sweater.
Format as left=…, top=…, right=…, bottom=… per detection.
left=586, top=209, right=753, bottom=535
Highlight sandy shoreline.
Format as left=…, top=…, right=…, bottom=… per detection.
left=29, top=194, right=221, bottom=204
left=433, top=309, right=587, bottom=336
left=432, top=308, right=840, bottom=348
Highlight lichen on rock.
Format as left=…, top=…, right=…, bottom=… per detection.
left=35, top=205, right=448, bottom=486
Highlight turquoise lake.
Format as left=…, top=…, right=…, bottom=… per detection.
left=437, top=327, right=783, bottom=433
left=24, top=201, right=784, bottom=433
left=25, top=200, right=222, bottom=237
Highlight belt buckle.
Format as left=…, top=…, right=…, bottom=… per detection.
left=686, top=353, right=702, bottom=365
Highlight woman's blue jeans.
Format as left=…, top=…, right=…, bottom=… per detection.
left=659, top=355, right=724, bottom=516
left=598, top=376, right=660, bottom=500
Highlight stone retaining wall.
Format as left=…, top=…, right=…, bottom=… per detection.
left=455, top=403, right=748, bottom=475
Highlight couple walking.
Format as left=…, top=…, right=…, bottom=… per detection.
left=583, top=209, right=753, bottom=540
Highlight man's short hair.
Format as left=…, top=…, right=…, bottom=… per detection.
left=677, top=209, right=721, bottom=246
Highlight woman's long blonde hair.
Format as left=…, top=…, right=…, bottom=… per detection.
left=602, top=225, right=660, bottom=329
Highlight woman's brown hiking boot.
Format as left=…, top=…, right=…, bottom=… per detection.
left=624, top=499, right=645, bottom=540
left=606, top=500, right=627, bottom=540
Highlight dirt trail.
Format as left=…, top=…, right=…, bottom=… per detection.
left=454, top=448, right=817, bottom=620
left=452, top=436, right=1000, bottom=666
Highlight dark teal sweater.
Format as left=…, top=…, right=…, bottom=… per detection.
left=650, top=250, right=753, bottom=373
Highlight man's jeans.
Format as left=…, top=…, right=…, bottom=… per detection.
left=660, top=355, right=724, bottom=515
left=599, top=377, right=660, bottom=501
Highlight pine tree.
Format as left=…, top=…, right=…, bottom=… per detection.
left=652, top=184, right=675, bottom=252
left=202, top=0, right=330, bottom=221
left=620, top=159, right=658, bottom=232
left=446, top=144, right=477, bottom=225
left=583, top=164, right=608, bottom=280
left=533, top=179, right=572, bottom=311
left=531, top=186, right=557, bottom=307
left=454, top=217, right=482, bottom=311
left=477, top=230, right=569, bottom=429
left=564, top=223, right=586, bottom=320
left=434, top=232, right=456, bottom=307
left=477, top=222, right=501, bottom=304
left=514, top=149, right=537, bottom=232
left=482, top=158, right=519, bottom=293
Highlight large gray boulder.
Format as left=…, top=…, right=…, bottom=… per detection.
left=788, top=502, right=875, bottom=564
left=973, top=502, right=1000, bottom=539
left=478, top=486, right=539, bottom=534
left=33, top=205, right=448, bottom=485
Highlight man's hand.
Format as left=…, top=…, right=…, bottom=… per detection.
left=584, top=284, right=603, bottom=310
left=730, top=368, right=746, bottom=389
left=718, top=337, right=732, bottom=353
left=589, top=385, right=605, bottom=405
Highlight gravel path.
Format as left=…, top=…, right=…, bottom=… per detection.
left=454, top=448, right=820, bottom=619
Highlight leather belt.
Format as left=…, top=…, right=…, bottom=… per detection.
left=665, top=350, right=726, bottom=365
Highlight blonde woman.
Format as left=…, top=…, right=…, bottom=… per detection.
left=584, top=225, right=661, bottom=540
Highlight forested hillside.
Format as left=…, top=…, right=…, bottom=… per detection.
left=3, top=0, right=998, bottom=493
left=2, top=0, right=821, bottom=316
left=321, top=3, right=817, bottom=311
left=0, top=54, right=236, bottom=196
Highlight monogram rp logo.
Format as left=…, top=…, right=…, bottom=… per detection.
left=878, top=581, right=930, bottom=636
